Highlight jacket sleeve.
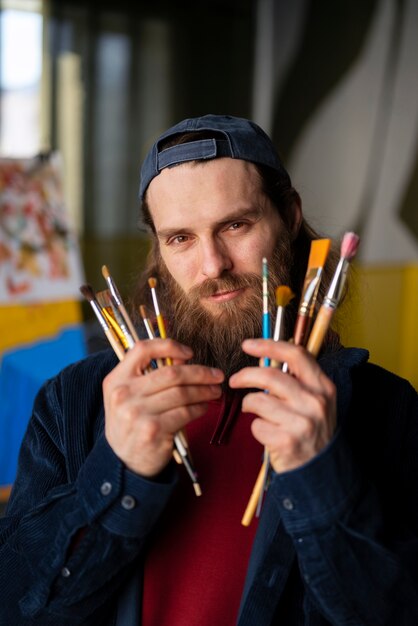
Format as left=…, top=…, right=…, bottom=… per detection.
left=0, top=371, right=177, bottom=625
left=270, top=376, right=418, bottom=626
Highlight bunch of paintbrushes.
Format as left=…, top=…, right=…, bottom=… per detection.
left=306, top=232, right=360, bottom=356
left=80, top=267, right=201, bottom=496
left=242, top=231, right=360, bottom=526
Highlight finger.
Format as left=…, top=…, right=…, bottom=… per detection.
left=249, top=417, right=317, bottom=473
left=242, top=390, right=320, bottom=435
left=230, top=364, right=287, bottom=392
left=107, top=376, right=222, bottom=438
left=147, top=391, right=218, bottom=433
left=138, top=363, right=225, bottom=396
left=138, top=376, right=224, bottom=415
left=230, top=366, right=316, bottom=415
left=239, top=339, right=335, bottom=395
left=235, top=368, right=335, bottom=431
left=112, top=338, right=194, bottom=377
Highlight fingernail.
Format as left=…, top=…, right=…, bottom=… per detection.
left=211, top=368, right=223, bottom=379
left=181, top=345, right=193, bottom=355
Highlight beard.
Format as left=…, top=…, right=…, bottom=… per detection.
left=144, top=234, right=295, bottom=380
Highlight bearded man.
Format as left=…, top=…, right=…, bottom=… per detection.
left=1, top=115, right=418, bottom=626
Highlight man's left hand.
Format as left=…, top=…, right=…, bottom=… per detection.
left=229, top=339, right=337, bottom=473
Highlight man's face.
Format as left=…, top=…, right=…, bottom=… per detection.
left=147, top=157, right=285, bottom=315
left=145, top=158, right=295, bottom=378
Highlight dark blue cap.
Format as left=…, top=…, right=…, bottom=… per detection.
left=139, top=114, right=289, bottom=200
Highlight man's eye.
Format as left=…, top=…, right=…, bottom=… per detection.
left=168, top=235, right=188, bottom=245
left=229, top=222, right=244, bottom=230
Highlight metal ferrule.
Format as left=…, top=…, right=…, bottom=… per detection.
left=323, top=258, right=348, bottom=308
left=300, top=272, right=321, bottom=314
left=90, top=300, right=110, bottom=333
left=108, top=279, right=122, bottom=306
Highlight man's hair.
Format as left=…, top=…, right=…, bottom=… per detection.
left=135, top=130, right=343, bottom=352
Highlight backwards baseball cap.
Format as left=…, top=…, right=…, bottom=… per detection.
left=139, top=114, right=290, bottom=200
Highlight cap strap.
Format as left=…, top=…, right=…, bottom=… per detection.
left=157, top=138, right=233, bottom=171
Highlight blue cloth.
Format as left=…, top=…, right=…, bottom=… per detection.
left=0, top=346, right=418, bottom=625
left=0, top=326, right=87, bottom=486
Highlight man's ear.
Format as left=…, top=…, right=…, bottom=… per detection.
left=289, top=199, right=303, bottom=240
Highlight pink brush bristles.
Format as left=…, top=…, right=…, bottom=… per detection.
left=341, top=231, right=360, bottom=261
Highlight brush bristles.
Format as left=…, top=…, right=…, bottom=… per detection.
left=148, top=277, right=157, bottom=289
left=308, top=238, right=331, bottom=269
left=139, top=304, right=149, bottom=320
left=101, top=264, right=110, bottom=280
left=341, top=231, right=360, bottom=261
left=275, top=285, right=294, bottom=308
left=80, top=283, right=95, bottom=302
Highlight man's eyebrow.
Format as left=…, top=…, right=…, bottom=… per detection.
left=156, top=208, right=263, bottom=238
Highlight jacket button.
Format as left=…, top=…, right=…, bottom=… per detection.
left=100, top=481, right=112, bottom=496
left=121, top=495, right=136, bottom=510
left=282, top=497, right=294, bottom=510
left=61, top=567, right=71, bottom=578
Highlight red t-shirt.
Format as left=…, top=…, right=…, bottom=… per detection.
left=142, top=393, right=263, bottom=625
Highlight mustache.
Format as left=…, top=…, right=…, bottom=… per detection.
left=188, top=272, right=261, bottom=300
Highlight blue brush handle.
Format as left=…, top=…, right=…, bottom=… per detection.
left=262, top=312, right=270, bottom=367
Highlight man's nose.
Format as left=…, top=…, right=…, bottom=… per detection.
left=200, top=237, right=232, bottom=278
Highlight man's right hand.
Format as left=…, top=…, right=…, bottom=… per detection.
left=102, top=339, right=224, bottom=477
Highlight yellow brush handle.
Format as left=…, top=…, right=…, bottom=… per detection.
left=306, top=305, right=334, bottom=358
left=156, top=314, right=173, bottom=365
left=104, top=327, right=126, bottom=361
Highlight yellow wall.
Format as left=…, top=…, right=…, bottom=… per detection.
left=339, top=263, right=418, bottom=391
left=0, top=300, right=83, bottom=354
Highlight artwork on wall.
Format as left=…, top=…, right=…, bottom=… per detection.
left=0, top=151, right=84, bottom=304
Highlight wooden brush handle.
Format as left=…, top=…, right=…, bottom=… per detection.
left=241, top=458, right=268, bottom=527
left=306, top=305, right=334, bottom=358
left=293, top=313, right=311, bottom=346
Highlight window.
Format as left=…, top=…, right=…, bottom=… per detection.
left=0, top=0, right=43, bottom=156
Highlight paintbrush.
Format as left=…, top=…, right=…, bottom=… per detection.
left=293, top=238, right=331, bottom=346
left=148, top=276, right=201, bottom=496
left=148, top=277, right=173, bottom=366
left=262, top=257, right=271, bottom=366
left=96, top=288, right=136, bottom=350
left=241, top=457, right=269, bottom=527
left=138, top=305, right=171, bottom=385
left=256, top=257, right=271, bottom=512
left=307, top=231, right=360, bottom=358
left=101, top=265, right=140, bottom=343
left=139, top=304, right=157, bottom=340
left=80, top=284, right=126, bottom=361
left=270, top=285, right=295, bottom=368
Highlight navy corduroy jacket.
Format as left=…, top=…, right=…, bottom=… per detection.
left=1, top=346, right=418, bottom=625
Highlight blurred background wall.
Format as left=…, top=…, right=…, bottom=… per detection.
left=1, top=0, right=417, bottom=386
